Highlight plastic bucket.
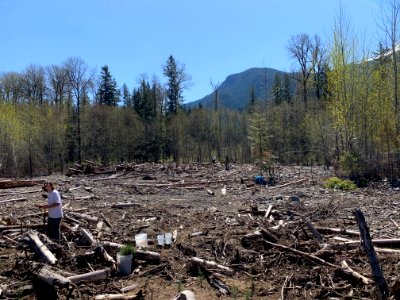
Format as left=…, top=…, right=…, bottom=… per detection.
left=221, top=187, right=226, bottom=195
left=157, top=234, right=165, bottom=246
left=165, top=232, right=172, bottom=245
left=135, top=233, right=148, bottom=249
left=116, top=253, right=133, bottom=275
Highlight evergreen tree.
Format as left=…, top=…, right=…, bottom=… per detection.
left=163, top=55, right=190, bottom=114
left=121, top=83, right=132, bottom=107
left=96, top=65, right=119, bottom=106
left=272, top=74, right=283, bottom=104
left=282, top=73, right=292, bottom=102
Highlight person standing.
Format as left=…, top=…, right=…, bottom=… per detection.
left=39, top=182, right=63, bottom=243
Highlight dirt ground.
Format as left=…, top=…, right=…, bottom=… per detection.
left=1, top=163, right=400, bottom=299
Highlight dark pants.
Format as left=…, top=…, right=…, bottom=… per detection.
left=47, top=217, right=61, bottom=243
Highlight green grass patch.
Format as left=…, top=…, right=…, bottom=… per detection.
left=324, top=177, right=356, bottom=191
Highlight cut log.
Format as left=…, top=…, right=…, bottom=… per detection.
left=190, top=257, right=234, bottom=276
left=67, top=268, right=110, bottom=284
left=27, top=231, right=57, bottom=265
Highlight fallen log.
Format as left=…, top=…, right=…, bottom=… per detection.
left=81, top=228, right=97, bottom=245
left=190, top=257, right=234, bottom=276
left=111, top=202, right=140, bottom=208
left=0, top=197, right=27, bottom=204
left=27, top=231, right=57, bottom=265
left=354, top=209, right=389, bottom=299
left=267, top=178, right=306, bottom=190
left=0, top=189, right=42, bottom=197
left=101, top=241, right=124, bottom=249
left=68, top=211, right=99, bottom=222
left=263, top=240, right=339, bottom=268
left=302, top=218, right=325, bottom=245
left=94, top=245, right=116, bottom=269
left=135, top=249, right=161, bottom=261
left=0, top=224, right=43, bottom=231
left=341, top=260, right=372, bottom=285
left=205, top=272, right=230, bottom=295
left=120, top=283, right=138, bottom=293
left=101, top=213, right=113, bottom=228
left=332, top=237, right=400, bottom=247
left=0, top=179, right=44, bottom=189
left=64, top=213, right=85, bottom=225
left=132, top=178, right=233, bottom=188
left=265, top=205, right=273, bottom=219
left=67, top=268, right=110, bottom=284
left=242, top=229, right=277, bottom=249
left=94, top=292, right=142, bottom=300
left=315, top=226, right=360, bottom=237
left=34, top=264, right=74, bottom=288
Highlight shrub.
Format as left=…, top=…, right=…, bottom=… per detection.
left=119, top=244, right=135, bottom=256
left=324, top=177, right=356, bottom=191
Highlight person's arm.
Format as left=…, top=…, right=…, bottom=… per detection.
left=39, top=203, right=60, bottom=209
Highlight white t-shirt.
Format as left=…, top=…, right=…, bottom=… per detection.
left=47, top=190, right=63, bottom=218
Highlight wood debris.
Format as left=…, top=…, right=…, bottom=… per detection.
left=1, top=163, right=400, bottom=299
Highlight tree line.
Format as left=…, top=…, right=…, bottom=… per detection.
left=1, top=2, right=400, bottom=182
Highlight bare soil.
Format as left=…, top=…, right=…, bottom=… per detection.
left=1, top=163, right=400, bottom=299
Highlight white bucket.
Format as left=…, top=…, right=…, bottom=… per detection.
left=157, top=234, right=165, bottom=246
left=135, top=233, right=148, bottom=249
left=165, top=232, right=172, bottom=245
left=116, top=253, right=133, bottom=275
left=221, top=187, right=226, bottom=195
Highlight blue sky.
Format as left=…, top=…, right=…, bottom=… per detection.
left=0, top=0, right=382, bottom=103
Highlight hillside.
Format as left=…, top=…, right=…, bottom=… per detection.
left=186, top=67, right=297, bottom=111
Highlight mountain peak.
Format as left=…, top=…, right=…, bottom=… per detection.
left=186, top=67, right=295, bottom=110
